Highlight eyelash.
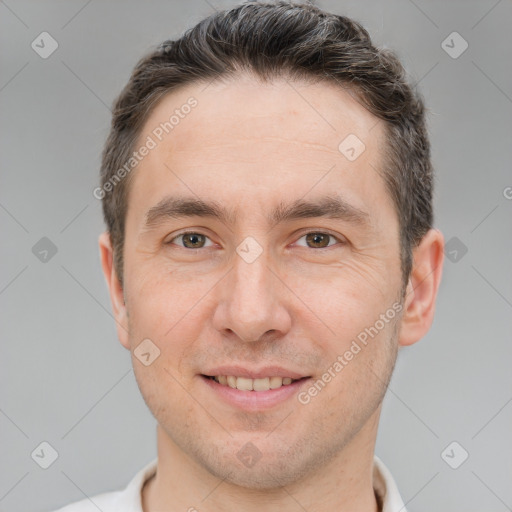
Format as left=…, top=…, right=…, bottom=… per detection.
left=167, top=230, right=345, bottom=250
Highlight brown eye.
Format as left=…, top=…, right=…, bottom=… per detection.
left=183, top=233, right=205, bottom=248
left=170, top=232, right=213, bottom=249
left=303, top=232, right=336, bottom=248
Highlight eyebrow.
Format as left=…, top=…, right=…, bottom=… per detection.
left=143, top=194, right=370, bottom=231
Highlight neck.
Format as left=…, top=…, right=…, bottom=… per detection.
left=142, top=409, right=381, bottom=512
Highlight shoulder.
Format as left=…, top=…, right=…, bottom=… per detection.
left=373, top=455, right=407, bottom=512
left=49, top=490, right=122, bottom=512
left=47, top=458, right=158, bottom=512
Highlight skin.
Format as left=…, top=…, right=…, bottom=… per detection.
left=99, top=74, right=444, bottom=512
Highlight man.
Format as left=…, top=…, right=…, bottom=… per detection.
left=54, top=1, right=444, bottom=510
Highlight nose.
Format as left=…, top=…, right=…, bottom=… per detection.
left=212, top=245, right=292, bottom=343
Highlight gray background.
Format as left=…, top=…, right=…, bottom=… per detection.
left=1, top=1, right=511, bottom=511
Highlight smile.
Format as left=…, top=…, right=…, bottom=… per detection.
left=203, top=375, right=304, bottom=391
left=200, top=372, right=312, bottom=410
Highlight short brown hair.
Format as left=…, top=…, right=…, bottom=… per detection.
left=100, top=1, right=433, bottom=290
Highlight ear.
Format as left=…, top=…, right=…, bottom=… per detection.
left=399, top=228, right=444, bottom=347
left=98, top=232, right=130, bottom=350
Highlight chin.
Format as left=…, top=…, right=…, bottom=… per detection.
left=187, top=434, right=323, bottom=490
left=206, top=458, right=309, bottom=490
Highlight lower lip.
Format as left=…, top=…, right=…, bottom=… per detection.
left=200, top=375, right=311, bottom=410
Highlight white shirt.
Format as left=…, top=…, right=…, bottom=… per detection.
left=51, top=456, right=407, bottom=512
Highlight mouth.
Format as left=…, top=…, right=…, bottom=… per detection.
left=199, top=366, right=312, bottom=410
left=201, top=374, right=309, bottom=392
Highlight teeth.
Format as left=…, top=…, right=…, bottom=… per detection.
left=211, top=375, right=298, bottom=391
left=236, top=377, right=253, bottom=391
left=269, top=376, right=283, bottom=389
left=253, top=377, right=270, bottom=391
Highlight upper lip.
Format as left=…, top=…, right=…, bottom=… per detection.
left=202, top=365, right=309, bottom=380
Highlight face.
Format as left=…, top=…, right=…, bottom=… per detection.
left=107, top=75, right=407, bottom=487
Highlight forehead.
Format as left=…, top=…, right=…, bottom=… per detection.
left=142, top=74, right=382, bottom=156
left=128, top=74, right=393, bottom=227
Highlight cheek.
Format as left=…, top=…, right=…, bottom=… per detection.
left=308, top=310, right=399, bottom=409
left=125, top=268, right=222, bottom=387
left=132, top=357, right=196, bottom=431
left=290, top=264, right=401, bottom=397
left=288, top=259, right=398, bottom=332
left=125, top=266, right=212, bottom=334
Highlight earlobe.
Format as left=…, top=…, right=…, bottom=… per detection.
left=398, top=228, right=444, bottom=347
left=98, top=232, right=130, bottom=350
